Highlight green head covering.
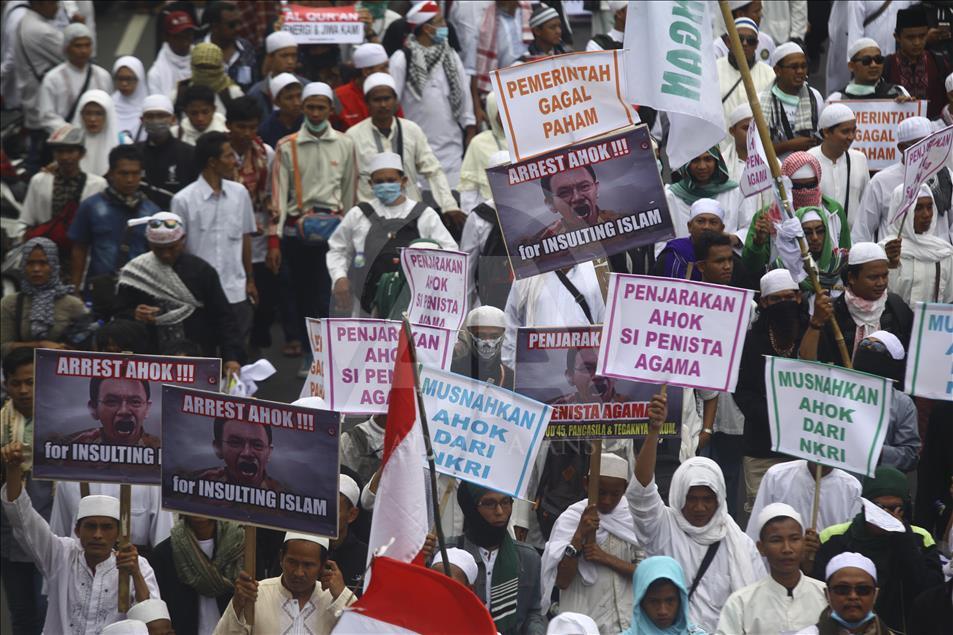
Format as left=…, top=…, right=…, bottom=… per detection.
left=669, top=146, right=738, bottom=205
left=862, top=466, right=909, bottom=502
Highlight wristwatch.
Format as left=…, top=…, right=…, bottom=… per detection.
left=563, top=544, right=579, bottom=559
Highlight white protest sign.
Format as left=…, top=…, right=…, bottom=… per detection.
left=491, top=50, right=634, bottom=161
left=832, top=100, right=927, bottom=170
left=905, top=302, right=953, bottom=401
left=419, top=365, right=551, bottom=498
left=400, top=247, right=469, bottom=331
left=281, top=4, right=364, bottom=44
left=321, top=318, right=453, bottom=414
left=739, top=119, right=771, bottom=196
left=299, top=318, right=327, bottom=401
left=892, top=125, right=953, bottom=224
left=765, top=357, right=892, bottom=477
left=597, top=274, right=753, bottom=391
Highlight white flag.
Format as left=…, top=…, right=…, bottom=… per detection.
left=623, top=0, right=726, bottom=168
left=739, top=119, right=771, bottom=196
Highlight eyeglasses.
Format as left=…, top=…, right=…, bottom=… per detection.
left=851, top=54, right=885, bottom=66
left=779, top=63, right=809, bottom=71
left=477, top=497, right=513, bottom=510
left=98, top=396, right=146, bottom=409
left=875, top=501, right=904, bottom=514
left=740, top=35, right=758, bottom=46
left=554, top=181, right=595, bottom=201
left=857, top=339, right=888, bottom=355
left=829, top=584, right=876, bottom=597
left=148, top=219, right=182, bottom=229
left=225, top=438, right=269, bottom=452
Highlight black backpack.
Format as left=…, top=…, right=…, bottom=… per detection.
left=348, top=202, right=427, bottom=313
left=471, top=203, right=513, bottom=310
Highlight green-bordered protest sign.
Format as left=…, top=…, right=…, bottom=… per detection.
left=765, top=357, right=892, bottom=477
left=905, top=302, right=953, bottom=401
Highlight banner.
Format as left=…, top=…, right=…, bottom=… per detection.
left=739, top=118, right=771, bottom=196
left=299, top=317, right=327, bottom=401
left=597, top=274, right=753, bottom=391
left=624, top=1, right=725, bottom=169
left=765, top=357, right=892, bottom=477
left=281, top=4, right=364, bottom=44
left=514, top=326, right=682, bottom=440
left=905, top=302, right=953, bottom=400
left=401, top=247, right=469, bottom=331
left=491, top=50, right=634, bottom=161
left=892, top=125, right=953, bottom=223
left=487, top=127, right=673, bottom=279
left=161, top=386, right=341, bottom=535
left=32, top=351, right=220, bottom=484
left=418, top=365, right=550, bottom=498
left=829, top=100, right=927, bottom=171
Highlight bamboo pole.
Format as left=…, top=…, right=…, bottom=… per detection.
left=243, top=526, right=256, bottom=626
left=117, top=484, right=131, bottom=612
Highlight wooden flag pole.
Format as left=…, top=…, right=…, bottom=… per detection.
left=243, top=526, right=256, bottom=626
left=118, top=484, right=131, bottom=612
left=811, top=462, right=823, bottom=530
left=80, top=482, right=90, bottom=497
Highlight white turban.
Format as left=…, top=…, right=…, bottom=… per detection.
left=63, top=23, right=92, bottom=49
left=729, top=103, right=753, bottom=127
left=465, top=305, right=506, bottom=329
left=600, top=453, right=629, bottom=481
left=266, top=31, right=297, bottom=54
left=101, top=620, right=148, bottom=635
left=127, top=599, right=170, bottom=624
left=818, top=103, right=856, bottom=130
left=753, top=502, right=803, bottom=538
left=769, top=42, right=804, bottom=68
left=848, top=242, right=888, bottom=265
left=847, top=37, right=880, bottom=61
left=432, top=547, right=479, bottom=585
left=826, top=551, right=878, bottom=582
left=760, top=269, right=798, bottom=297
left=77, top=495, right=120, bottom=521
left=302, top=82, right=334, bottom=102
left=406, top=1, right=440, bottom=26
left=363, top=72, right=397, bottom=96
left=865, top=330, right=905, bottom=360
left=352, top=43, right=388, bottom=69
left=546, top=612, right=600, bottom=635
left=269, top=73, right=300, bottom=100
left=689, top=198, right=725, bottom=221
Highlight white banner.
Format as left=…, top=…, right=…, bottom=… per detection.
left=299, top=318, right=327, bottom=401
left=491, top=50, right=635, bottom=161
left=597, top=274, right=753, bottom=392
left=765, top=357, right=892, bottom=477
left=281, top=4, right=364, bottom=44
left=739, top=118, right=771, bottom=196
left=905, top=302, right=953, bottom=401
left=831, top=100, right=927, bottom=171
left=892, top=125, right=953, bottom=224
left=419, top=365, right=551, bottom=498
left=400, top=248, right=469, bottom=331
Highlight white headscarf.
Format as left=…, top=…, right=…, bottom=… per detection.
left=112, top=56, right=148, bottom=140
left=881, top=186, right=953, bottom=262
left=72, top=89, right=119, bottom=176
left=150, top=42, right=192, bottom=96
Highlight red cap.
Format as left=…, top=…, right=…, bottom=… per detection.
left=164, top=11, right=197, bottom=35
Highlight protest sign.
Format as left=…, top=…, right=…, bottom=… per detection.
left=161, top=386, right=341, bottom=535
left=299, top=318, right=327, bottom=401
left=905, top=302, right=953, bottom=401
left=597, top=274, right=753, bottom=391
left=32, top=350, right=220, bottom=484
left=739, top=118, right=771, bottom=196
left=419, top=365, right=550, bottom=498
left=491, top=50, right=634, bottom=161
left=892, top=125, right=953, bottom=224
left=831, top=100, right=927, bottom=170
left=765, top=357, right=892, bottom=477
left=401, top=247, right=469, bottom=331
left=487, top=127, right=673, bottom=279
left=280, top=4, right=363, bottom=44
left=514, top=326, right=682, bottom=440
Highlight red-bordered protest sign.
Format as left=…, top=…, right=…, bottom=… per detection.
left=281, top=4, right=364, bottom=44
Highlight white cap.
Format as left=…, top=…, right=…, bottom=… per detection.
left=101, top=621, right=149, bottom=635
left=848, top=37, right=880, bottom=61
left=63, top=22, right=92, bottom=48
left=608, top=1, right=627, bottom=11
left=735, top=17, right=759, bottom=33
left=791, top=164, right=816, bottom=179
left=127, top=599, right=171, bottom=624
left=292, top=396, right=328, bottom=410
left=128, top=211, right=185, bottom=245
left=302, top=82, right=334, bottom=103
left=769, top=42, right=804, bottom=68
left=465, top=305, right=506, bottom=330
left=406, top=1, right=440, bottom=26
left=728, top=102, right=753, bottom=127
left=529, top=5, right=560, bottom=29
left=266, top=31, right=298, bottom=54
left=353, top=43, right=388, bottom=69
left=897, top=116, right=932, bottom=143
left=77, top=495, right=120, bottom=521
left=801, top=210, right=822, bottom=224
left=488, top=150, right=512, bottom=168
left=760, top=269, right=798, bottom=297
left=865, top=330, right=906, bottom=360
left=142, top=94, right=174, bottom=115
left=848, top=242, right=888, bottom=265
left=369, top=151, right=403, bottom=175
left=819, top=103, right=856, bottom=130
left=432, top=547, right=479, bottom=585
left=689, top=198, right=725, bottom=221
left=600, top=453, right=629, bottom=481
left=754, top=502, right=803, bottom=537
left=270, top=73, right=301, bottom=99
left=283, top=531, right=330, bottom=550
left=826, top=551, right=877, bottom=582
left=339, top=474, right=360, bottom=507
left=946, top=73, right=953, bottom=93
left=546, top=612, right=600, bottom=635
left=363, top=72, right=397, bottom=96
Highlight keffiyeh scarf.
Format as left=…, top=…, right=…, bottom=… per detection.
left=404, top=35, right=465, bottom=120
left=844, top=287, right=888, bottom=349
left=762, top=81, right=817, bottom=141
left=475, top=1, right=533, bottom=94
left=118, top=252, right=203, bottom=325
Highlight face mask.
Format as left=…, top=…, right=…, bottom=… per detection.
left=761, top=299, right=801, bottom=330
left=853, top=343, right=904, bottom=384
left=305, top=119, right=329, bottom=134
left=372, top=182, right=403, bottom=205
left=830, top=610, right=875, bottom=630
left=472, top=334, right=503, bottom=360
left=144, top=121, right=171, bottom=138
left=432, top=26, right=449, bottom=44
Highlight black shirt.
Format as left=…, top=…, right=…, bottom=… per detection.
left=328, top=529, right=368, bottom=597
left=136, top=135, right=198, bottom=209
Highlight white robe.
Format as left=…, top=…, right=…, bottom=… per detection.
left=715, top=573, right=828, bottom=635
left=1, top=1, right=29, bottom=109
left=50, top=482, right=173, bottom=549
left=826, top=1, right=914, bottom=96
left=13, top=8, right=64, bottom=129
left=759, top=0, right=809, bottom=44
left=660, top=187, right=759, bottom=256
left=38, top=62, right=113, bottom=133
left=807, top=146, right=870, bottom=229
left=713, top=31, right=776, bottom=66
left=717, top=57, right=776, bottom=131
left=147, top=42, right=192, bottom=97
left=852, top=161, right=906, bottom=243
left=459, top=204, right=495, bottom=308
left=20, top=171, right=107, bottom=229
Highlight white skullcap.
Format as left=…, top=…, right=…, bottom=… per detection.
left=63, top=22, right=92, bottom=48
left=546, top=612, right=600, bottom=635
left=302, top=82, right=333, bottom=103
left=865, top=330, right=906, bottom=360
left=600, top=453, right=629, bottom=481
left=142, top=94, right=174, bottom=115
left=754, top=502, right=803, bottom=537
left=769, top=42, right=804, bottom=68
left=292, top=396, right=328, bottom=410
left=270, top=73, right=301, bottom=99
left=284, top=531, right=330, bottom=550
left=128, top=212, right=185, bottom=245
left=530, top=5, right=560, bottom=29
left=77, top=495, right=120, bottom=521
left=848, top=242, right=888, bottom=265
left=897, top=116, right=933, bottom=143
left=760, top=269, right=798, bottom=297
left=727, top=0, right=752, bottom=9
left=352, top=43, right=388, bottom=69
left=946, top=73, right=953, bottom=93
left=465, top=305, right=507, bottom=329
left=801, top=210, right=823, bottom=224
left=339, top=474, right=361, bottom=507
left=735, top=17, right=759, bottom=33
left=432, top=547, right=479, bottom=585
left=363, top=72, right=397, bottom=96
left=488, top=150, right=511, bottom=168
left=689, top=197, right=725, bottom=221
left=791, top=164, right=816, bottom=179
left=826, top=551, right=877, bottom=582
left=608, top=1, right=627, bottom=11
left=127, top=599, right=170, bottom=624
left=266, top=30, right=298, bottom=54
left=819, top=103, right=856, bottom=130
left=101, top=620, right=149, bottom=635
left=368, top=151, right=403, bottom=175
left=406, top=1, right=440, bottom=26
left=848, top=37, right=881, bottom=61
left=729, top=102, right=753, bottom=127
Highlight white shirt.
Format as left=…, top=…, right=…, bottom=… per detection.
left=14, top=8, right=65, bottom=129
left=746, top=460, right=862, bottom=541
left=459, top=205, right=494, bottom=308
left=447, top=0, right=493, bottom=76
left=38, top=62, right=113, bottom=133
left=171, top=175, right=257, bottom=304
left=852, top=161, right=905, bottom=243
left=717, top=57, right=776, bottom=130
left=1, top=485, right=161, bottom=635
left=759, top=0, right=809, bottom=44
left=585, top=28, right=624, bottom=52
left=50, top=482, right=173, bottom=549
left=147, top=43, right=192, bottom=97
left=715, top=572, right=828, bottom=635
left=197, top=538, right=221, bottom=635
left=1, top=1, right=30, bottom=109
left=20, top=170, right=107, bottom=229
left=826, top=1, right=913, bottom=95
left=477, top=546, right=499, bottom=608
left=496, top=7, right=527, bottom=68
left=807, top=146, right=870, bottom=228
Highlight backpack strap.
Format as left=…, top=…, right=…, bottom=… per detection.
left=472, top=203, right=498, bottom=225
left=406, top=201, right=428, bottom=223
left=357, top=202, right=378, bottom=220
left=288, top=133, right=305, bottom=214
left=687, top=540, right=721, bottom=599
left=554, top=269, right=594, bottom=324
left=863, top=1, right=893, bottom=28
left=64, top=64, right=93, bottom=123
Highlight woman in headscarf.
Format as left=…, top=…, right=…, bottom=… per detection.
left=71, top=89, right=119, bottom=176
left=459, top=91, right=506, bottom=212
left=780, top=151, right=850, bottom=249
left=172, top=42, right=244, bottom=116
left=665, top=147, right=749, bottom=242
left=0, top=237, right=90, bottom=355
left=623, top=556, right=707, bottom=635
left=112, top=56, right=148, bottom=142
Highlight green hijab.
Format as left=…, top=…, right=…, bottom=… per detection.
left=669, top=146, right=738, bottom=205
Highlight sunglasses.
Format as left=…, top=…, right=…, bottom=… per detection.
left=148, top=219, right=182, bottom=229
left=790, top=180, right=818, bottom=190
left=851, top=54, right=885, bottom=66
left=829, top=584, right=876, bottom=597
left=740, top=35, right=758, bottom=46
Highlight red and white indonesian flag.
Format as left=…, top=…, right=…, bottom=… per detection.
left=623, top=0, right=726, bottom=168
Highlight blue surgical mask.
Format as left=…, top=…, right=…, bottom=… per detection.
left=372, top=182, right=403, bottom=205
left=305, top=119, right=328, bottom=134
left=831, top=610, right=876, bottom=630
left=432, top=26, right=449, bottom=44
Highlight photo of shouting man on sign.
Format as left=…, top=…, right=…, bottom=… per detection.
left=550, top=347, right=627, bottom=407
left=192, top=418, right=285, bottom=491
left=533, top=165, right=619, bottom=242
left=62, top=378, right=159, bottom=448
